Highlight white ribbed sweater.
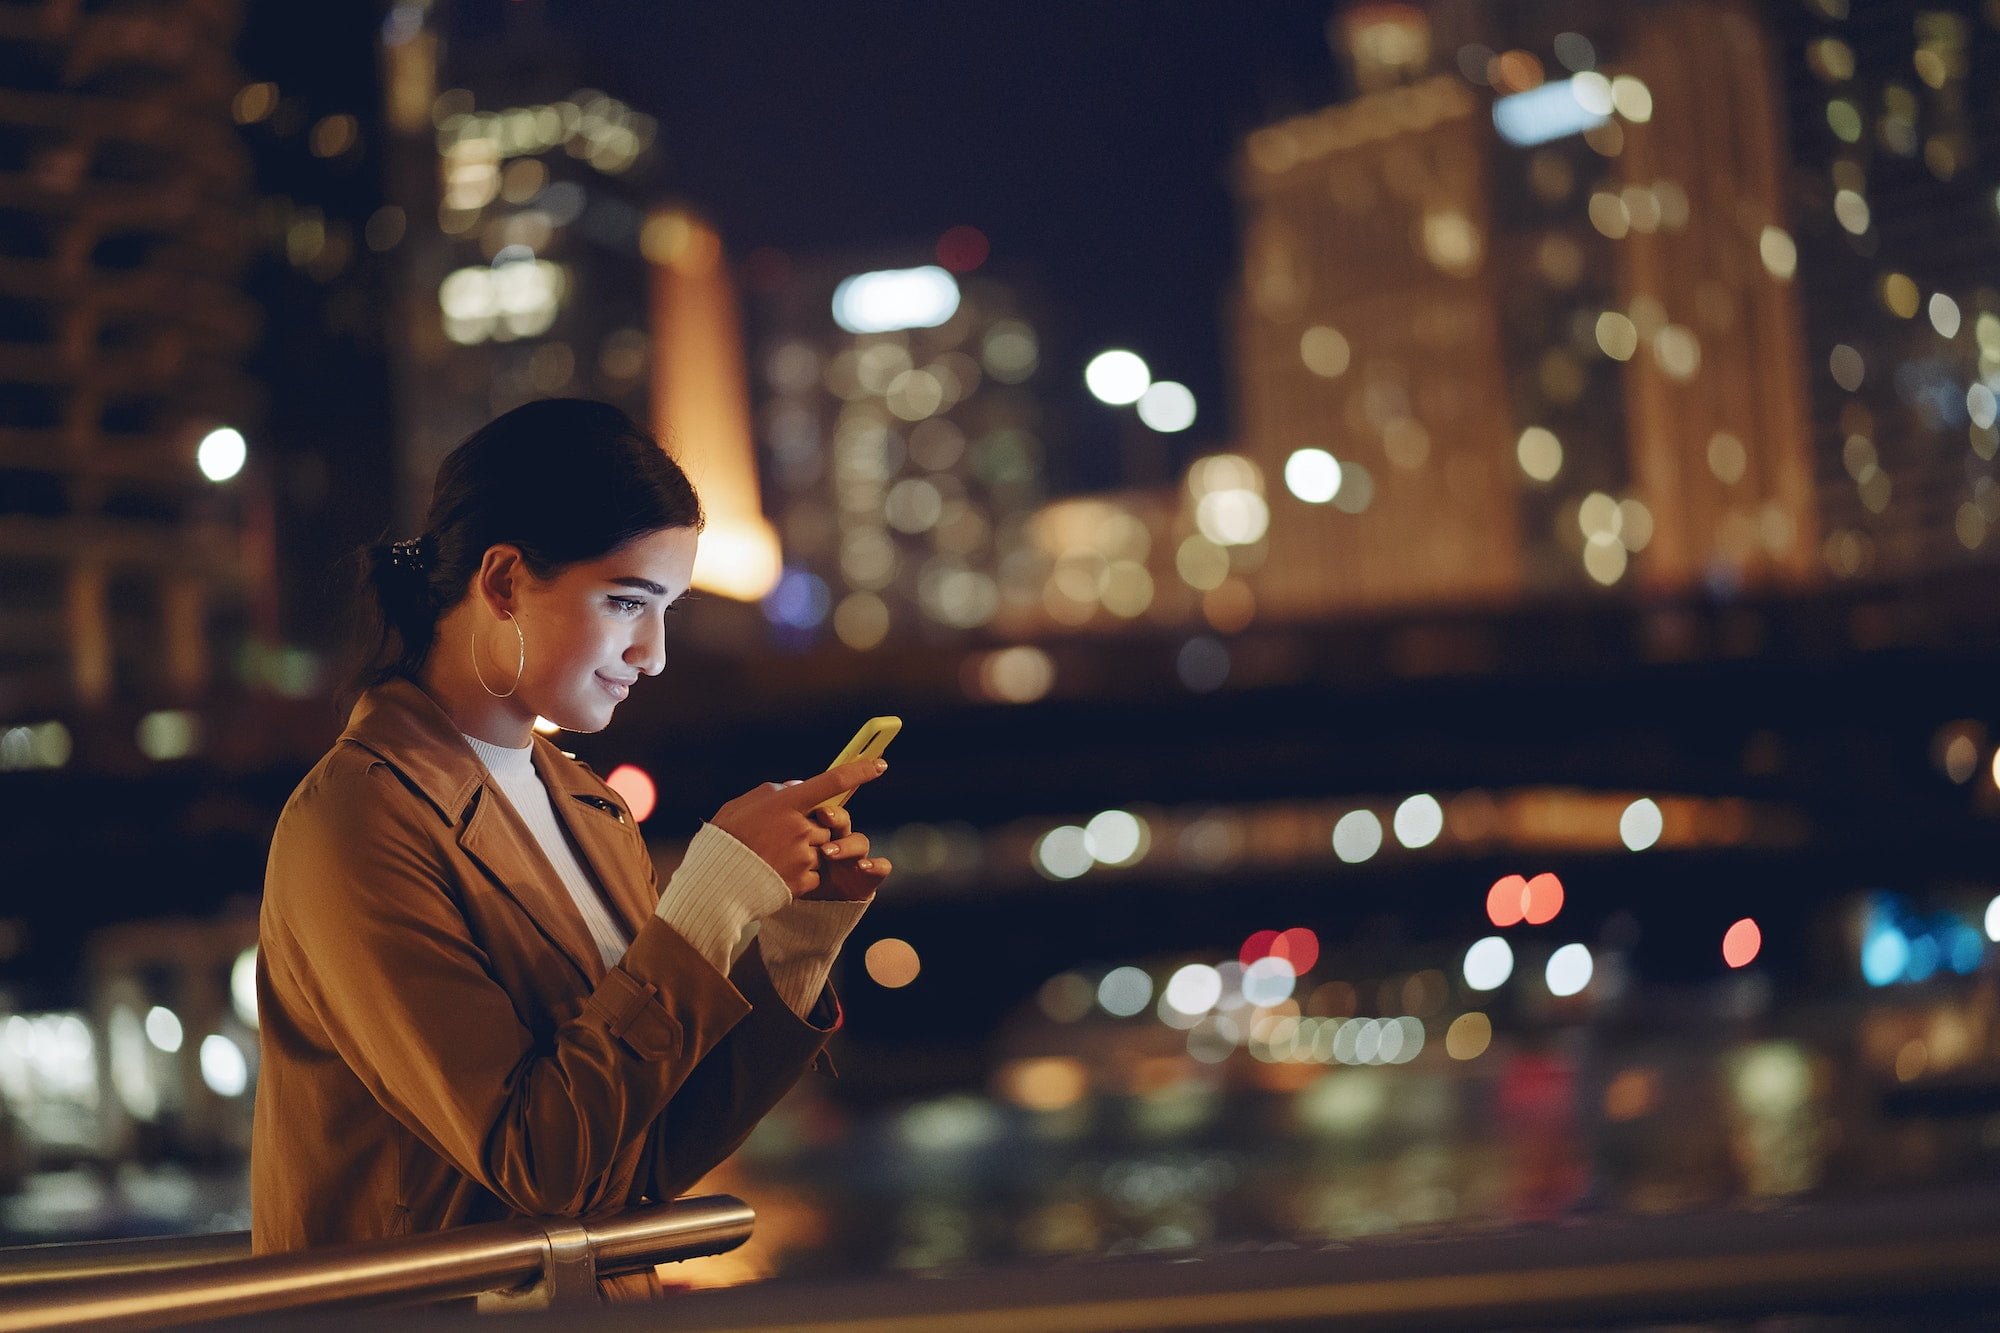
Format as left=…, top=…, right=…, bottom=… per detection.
left=463, top=735, right=867, bottom=1020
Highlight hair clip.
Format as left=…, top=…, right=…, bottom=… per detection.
left=389, top=538, right=429, bottom=573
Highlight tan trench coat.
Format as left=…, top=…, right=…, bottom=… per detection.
left=250, top=676, right=835, bottom=1271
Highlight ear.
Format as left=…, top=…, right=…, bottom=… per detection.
left=473, top=544, right=525, bottom=617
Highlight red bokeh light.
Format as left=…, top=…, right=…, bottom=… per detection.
left=936, top=225, right=989, bottom=272
left=1487, top=875, right=1528, bottom=927
left=1722, top=917, right=1762, bottom=969
left=1272, top=927, right=1319, bottom=974
left=1240, top=929, right=1279, bottom=967
left=1523, top=873, right=1564, bottom=925
left=605, top=764, right=657, bottom=823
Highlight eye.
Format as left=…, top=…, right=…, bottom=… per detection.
left=607, top=596, right=647, bottom=615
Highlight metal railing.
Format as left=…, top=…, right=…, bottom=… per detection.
left=0, top=1194, right=753, bottom=1331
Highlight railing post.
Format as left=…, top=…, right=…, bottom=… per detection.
left=537, top=1218, right=599, bottom=1308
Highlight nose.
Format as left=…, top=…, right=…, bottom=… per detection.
left=628, top=610, right=667, bottom=677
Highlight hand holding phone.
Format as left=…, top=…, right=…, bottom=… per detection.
left=813, top=716, right=901, bottom=813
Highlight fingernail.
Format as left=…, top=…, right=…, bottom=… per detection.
left=859, top=859, right=873, bottom=870
left=874, top=759, right=888, bottom=772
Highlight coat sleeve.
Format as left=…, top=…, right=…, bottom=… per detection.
left=615, top=828, right=843, bottom=1204
left=263, top=757, right=754, bottom=1218
left=632, top=939, right=841, bottom=1203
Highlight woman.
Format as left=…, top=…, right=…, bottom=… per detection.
left=250, top=399, right=888, bottom=1297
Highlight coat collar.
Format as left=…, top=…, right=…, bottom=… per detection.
left=338, top=676, right=622, bottom=823
left=339, top=676, right=648, bottom=979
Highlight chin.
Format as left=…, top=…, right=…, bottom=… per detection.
left=560, top=701, right=617, bottom=734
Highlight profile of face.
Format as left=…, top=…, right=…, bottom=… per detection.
left=481, top=525, right=699, bottom=734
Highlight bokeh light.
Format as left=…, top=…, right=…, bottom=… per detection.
left=197, top=428, right=247, bottom=482
left=1284, top=448, right=1343, bottom=503
left=934, top=224, right=989, bottom=272
left=1272, top=926, right=1319, bottom=974
left=1723, top=918, right=1762, bottom=969
left=1241, top=956, right=1297, bottom=1006
left=200, top=1034, right=248, bottom=1097
left=1164, top=964, right=1223, bottom=1017
left=1037, top=972, right=1094, bottom=1023
left=1097, top=966, right=1153, bottom=1017
left=1034, top=826, right=1093, bottom=880
left=1240, top=929, right=1279, bottom=967
left=144, top=1006, right=183, bottom=1054
left=1445, top=1012, right=1492, bottom=1060
left=1137, top=381, right=1197, bottom=432
left=1621, top=798, right=1663, bottom=850
left=1393, top=794, right=1443, bottom=849
left=1083, top=810, right=1148, bottom=866
left=1523, top=873, right=1564, bottom=925
left=1463, top=937, right=1513, bottom=991
left=1331, top=810, right=1383, bottom=863
left=1546, top=943, right=1594, bottom=997
left=231, top=947, right=258, bottom=1029
left=604, top=764, right=657, bottom=822
left=1516, top=427, right=1563, bottom=481
left=865, top=938, right=922, bottom=988
left=1486, top=874, right=1527, bottom=928
left=996, top=1057, right=1087, bottom=1112
left=1084, top=350, right=1151, bottom=405
left=832, top=266, right=960, bottom=334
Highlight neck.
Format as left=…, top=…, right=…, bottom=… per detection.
left=419, top=606, right=534, bottom=748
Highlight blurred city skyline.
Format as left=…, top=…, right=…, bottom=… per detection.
left=5, top=0, right=2000, bottom=1293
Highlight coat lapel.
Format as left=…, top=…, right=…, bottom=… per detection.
left=531, top=741, right=654, bottom=941
left=458, top=785, right=606, bottom=984
left=337, top=678, right=650, bottom=982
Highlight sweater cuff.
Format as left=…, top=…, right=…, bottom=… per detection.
left=757, top=895, right=871, bottom=1019
left=652, top=824, right=792, bottom=978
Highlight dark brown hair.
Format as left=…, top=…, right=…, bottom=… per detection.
left=345, top=398, right=702, bottom=701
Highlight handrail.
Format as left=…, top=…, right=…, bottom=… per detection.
left=0, top=1194, right=753, bottom=1332
left=0, top=1231, right=249, bottom=1290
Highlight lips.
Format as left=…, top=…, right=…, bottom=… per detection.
left=596, top=674, right=633, bottom=699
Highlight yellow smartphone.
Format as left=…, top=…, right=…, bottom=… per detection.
left=814, top=715, right=901, bottom=812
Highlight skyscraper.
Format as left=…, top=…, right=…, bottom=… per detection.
left=0, top=1, right=258, bottom=726
left=741, top=240, right=1055, bottom=650
left=1233, top=0, right=1823, bottom=618
left=1766, top=0, right=2000, bottom=582
left=377, top=2, right=662, bottom=532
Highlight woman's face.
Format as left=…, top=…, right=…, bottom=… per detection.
left=504, top=526, right=699, bottom=734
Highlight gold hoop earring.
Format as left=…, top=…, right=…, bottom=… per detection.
left=472, top=614, right=526, bottom=698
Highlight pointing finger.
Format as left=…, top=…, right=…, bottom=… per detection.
left=789, top=757, right=888, bottom=812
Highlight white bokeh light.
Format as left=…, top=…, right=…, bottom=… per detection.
left=1393, top=794, right=1444, bottom=849
left=1164, top=963, right=1223, bottom=1017
left=1284, top=448, right=1343, bottom=504
left=1194, top=489, right=1270, bottom=546
left=1620, top=798, right=1663, bottom=851
left=1241, top=956, right=1297, bottom=1006
left=1083, top=810, right=1146, bottom=865
left=1084, top=350, right=1151, bottom=405
left=1331, top=810, right=1383, bottom=864
left=144, top=1005, right=183, bottom=1054
left=197, top=428, right=246, bottom=482
left=199, top=1033, right=249, bottom=1097
left=1546, top=943, right=1595, bottom=997
left=1097, top=966, right=1153, bottom=1017
left=1136, top=381, right=1196, bottom=432
left=832, top=266, right=961, bottom=334
left=1034, top=826, right=1093, bottom=880
left=1463, top=936, right=1514, bottom=991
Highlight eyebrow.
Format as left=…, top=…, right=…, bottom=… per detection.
left=608, top=577, right=669, bottom=596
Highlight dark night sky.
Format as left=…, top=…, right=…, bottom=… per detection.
left=458, top=0, right=1346, bottom=487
